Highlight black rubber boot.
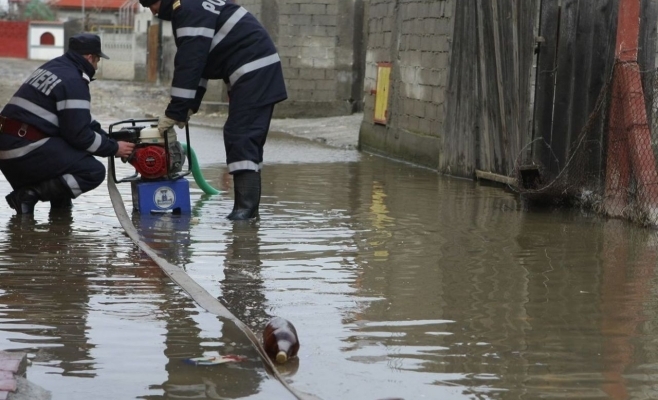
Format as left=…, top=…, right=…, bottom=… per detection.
left=227, top=171, right=261, bottom=221
left=48, top=205, right=74, bottom=226
left=5, top=187, right=39, bottom=214
left=6, top=178, right=72, bottom=215
left=50, top=197, right=73, bottom=211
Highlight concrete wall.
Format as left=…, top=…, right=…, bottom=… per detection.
left=133, top=11, right=151, bottom=34
left=274, top=0, right=365, bottom=117
left=359, top=0, right=454, bottom=169
left=28, top=23, right=65, bottom=60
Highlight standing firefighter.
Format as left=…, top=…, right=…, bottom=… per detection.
left=140, top=0, right=287, bottom=221
left=0, top=33, right=135, bottom=215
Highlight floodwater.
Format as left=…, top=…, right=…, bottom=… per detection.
left=0, top=125, right=657, bottom=400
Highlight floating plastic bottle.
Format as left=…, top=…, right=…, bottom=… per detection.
left=262, top=317, right=300, bottom=364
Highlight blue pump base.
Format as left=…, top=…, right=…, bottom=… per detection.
left=131, top=178, right=191, bottom=214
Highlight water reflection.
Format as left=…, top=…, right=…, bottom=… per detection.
left=0, top=213, right=94, bottom=377
left=154, top=288, right=265, bottom=399
left=4, top=132, right=658, bottom=399
left=130, top=211, right=270, bottom=399
left=133, top=213, right=194, bottom=266
left=601, top=221, right=657, bottom=400
left=220, top=221, right=270, bottom=330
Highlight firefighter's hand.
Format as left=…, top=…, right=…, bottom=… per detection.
left=158, top=116, right=185, bottom=134
left=115, top=141, right=135, bottom=158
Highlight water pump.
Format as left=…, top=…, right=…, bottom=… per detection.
left=108, top=118, right=193, bottom=214
left=110, top=124, right=186, bottom=179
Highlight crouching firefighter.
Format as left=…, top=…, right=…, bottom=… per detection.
left=0, top=33, right=135, bottom=215
left=140, top=0, right=288, bottom=221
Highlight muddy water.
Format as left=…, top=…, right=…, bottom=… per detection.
left=0, top=127, right=657, bottom=399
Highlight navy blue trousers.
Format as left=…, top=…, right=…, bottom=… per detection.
left=0, top=137, right=106, bottom=197
left=223, top=104, right=274, bottom=173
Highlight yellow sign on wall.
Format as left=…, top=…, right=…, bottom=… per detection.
left=374, top=62, right=391, bottom=125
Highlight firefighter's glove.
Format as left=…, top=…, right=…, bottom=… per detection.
left=157, top=116, right=185, bottom=134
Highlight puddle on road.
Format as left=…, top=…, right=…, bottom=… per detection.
left=0, top=128, right=657, bottom=399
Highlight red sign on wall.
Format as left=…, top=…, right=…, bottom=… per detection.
left=0, top=21, right=29, bottom=59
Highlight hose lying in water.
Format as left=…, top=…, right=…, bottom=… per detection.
left=107, top=170, right=318, bottom=400
left=181, top=142, right=221, bottom=195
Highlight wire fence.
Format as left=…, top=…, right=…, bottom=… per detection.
left=517, top=61, right=658, bottom=227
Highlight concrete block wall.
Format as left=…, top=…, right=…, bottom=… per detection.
left=360, top=0, right=455, bottom=168
left=279, top=0, right=337, bottom=98
left=361, top=0, right=394, bottom=124
left=397, top=1, right=452, bottom=138
left=274, top=0, right=362, bottom=117
left=238, top=0, right=260, bottom=14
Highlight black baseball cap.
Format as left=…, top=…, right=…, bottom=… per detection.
left=69, top=33, right=109, bottom=59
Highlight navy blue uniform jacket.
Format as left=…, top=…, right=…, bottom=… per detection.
left=0, top=51, right=118, bottom=158
left=159, top=0, right=287, bottom=121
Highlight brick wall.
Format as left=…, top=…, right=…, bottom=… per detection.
left=0, top=21, right=29, bottom=59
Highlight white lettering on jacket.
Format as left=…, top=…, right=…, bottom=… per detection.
left=25, top=69, right=62, bottom=96
left=202, top=0, right=225, bottom=15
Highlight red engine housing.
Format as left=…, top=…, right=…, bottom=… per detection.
left=129, top=145, right=168, bottom=179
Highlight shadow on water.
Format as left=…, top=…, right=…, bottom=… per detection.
left=2, top=130, right=658, bottom=399
left=0, top=203, right=290, bottom=399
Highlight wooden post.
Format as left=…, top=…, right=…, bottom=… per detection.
left=147, top=24, right=159, bottom=83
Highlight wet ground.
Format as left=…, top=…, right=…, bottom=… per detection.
left=3, top=58, right=658, bottom=399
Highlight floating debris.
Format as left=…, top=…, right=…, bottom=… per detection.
left=184, top=352, right=246, bottom=366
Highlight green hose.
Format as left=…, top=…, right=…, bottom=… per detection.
left=181, top=143, right=221, bottom=195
